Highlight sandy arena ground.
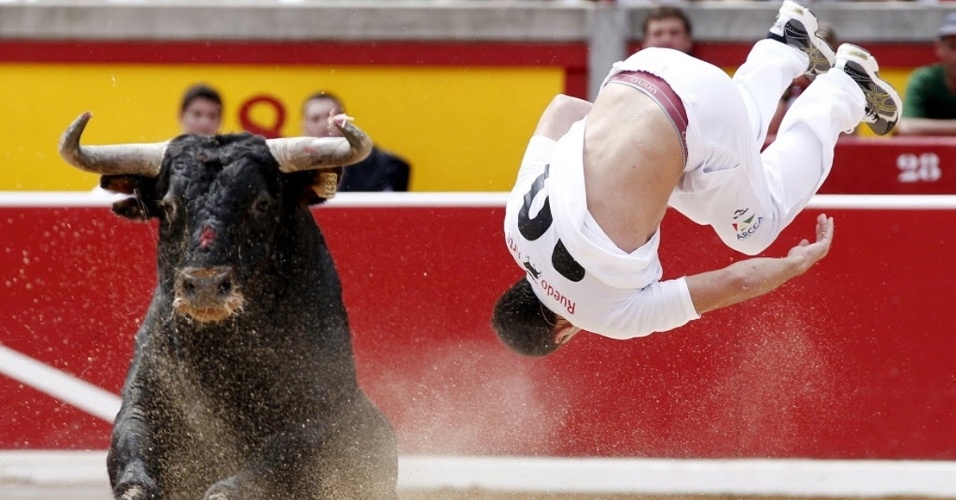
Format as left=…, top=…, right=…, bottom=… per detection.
left=0, top=483, right=950, bottom=500
left=402, top=494, right=950, bottom=500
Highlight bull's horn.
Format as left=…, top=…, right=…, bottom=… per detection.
left=267, top=114, right=373, bottom=173
left=58, top=112, right=167, bottom=177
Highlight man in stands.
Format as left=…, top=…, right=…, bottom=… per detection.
left=178, top=83, right=223, bottom=136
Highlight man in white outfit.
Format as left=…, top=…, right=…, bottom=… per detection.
left=493, top=1, right=902, bottom=356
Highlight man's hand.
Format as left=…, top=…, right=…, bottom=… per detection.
left=786, top=213, right=834, bottom=274
left=686, top=213, right=835, bottom=315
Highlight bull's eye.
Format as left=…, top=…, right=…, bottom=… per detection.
left=159, top=197, right=178, bottom=221
left=251, top=196, right=272, bottom=215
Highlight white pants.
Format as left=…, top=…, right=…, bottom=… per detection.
left=603, top=41, right=866, bottom=255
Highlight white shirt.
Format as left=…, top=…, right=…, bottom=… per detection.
left=503, top=121, right=700, bottom=340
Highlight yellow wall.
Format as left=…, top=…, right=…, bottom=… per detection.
left=1, top=64, right=564, bottom=191
left=1, top=63, right=914, bottom=191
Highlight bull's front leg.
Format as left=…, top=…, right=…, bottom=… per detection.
left=203, top=405, right=398, bottom=500
left=202, top=471, right=267, bottom=500
left=108, top=389, right=161, bottom=500
left=200, top=430, right=314, bottom=500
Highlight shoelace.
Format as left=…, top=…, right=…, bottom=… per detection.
left=843, top=64, right=896, bottom=121
left=784, top=23, right=830, bottom=73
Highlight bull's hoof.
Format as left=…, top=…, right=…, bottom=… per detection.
left=204, top=476, right=272, bottom=500
left=204, top=477, right=241, bottom=500
left=115, top=483, right=155, bottom=500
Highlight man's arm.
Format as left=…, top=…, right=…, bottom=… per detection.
left=685, top=214, right=833, bottom=315
left=534, top=94, right=593, bottom=140
left=896, top=117, right=956, bottom=136
left=510, top=94, right=593, bottom=187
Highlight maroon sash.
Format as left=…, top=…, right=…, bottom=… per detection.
left=608, top=70, right=688, bottom=164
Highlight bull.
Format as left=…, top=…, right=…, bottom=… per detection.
left=58, top=112, right=398, bottom=500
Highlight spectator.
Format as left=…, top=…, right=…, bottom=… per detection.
left=640, top=6, right=693, bottom=55
left=92, top=83, right=223, bottom=195
left=179, top=83, right=223, bottom=136
left=768, top=22, right=840, bottom=139
left=897, top=13, right=956, bottom=136
left=301, top=91, right=411, bottom=192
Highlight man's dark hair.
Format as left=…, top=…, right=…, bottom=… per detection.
left=180, top=84, right=223, bottom=114
left=492, top=278, right=561, bottom=357
left=302, top=91, right=346, bottom=116
left=641, top=6, right=693, bottom=38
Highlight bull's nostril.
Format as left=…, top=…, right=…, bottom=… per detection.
left=177, top=267, right=235, bottom=307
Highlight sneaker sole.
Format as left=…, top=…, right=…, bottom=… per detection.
left=776, top=1, right=835, bottom=79
left=836, top=44, right=902, bottom=135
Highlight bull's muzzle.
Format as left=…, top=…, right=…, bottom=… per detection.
left=173, top=266, right=244, bottom=323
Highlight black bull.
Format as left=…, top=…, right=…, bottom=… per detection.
left=59, top=113, right=398, bottom=499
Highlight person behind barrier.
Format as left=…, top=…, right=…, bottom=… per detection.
left=492, top=1, right=902, bottom=357
left=640, top=6, right=694, bottom=55
left=897, top=12, right=956, bottom=136
left=301, top=91, right=411, bottom=192
left=91, top=83, right=224, bottom=196
left=178, top=83, right=223, bottom=136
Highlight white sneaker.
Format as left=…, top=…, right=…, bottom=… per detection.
left=768, top=0, right=836, bottom=80
left=835, top=43, right=902, bottom=136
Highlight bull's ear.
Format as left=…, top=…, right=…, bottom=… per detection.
left=101, top=175, right=160, bottom=221
left=111, top=197, right=152, bottom=221
left=101, top=174, right=145, bottom=195
left=298, top=167, right=344, bottom=206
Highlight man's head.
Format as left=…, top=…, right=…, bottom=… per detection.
left=492, top=278, right=582, bottom=357
left=179, top=84, right=223, bottom=136
left=641, top=6, right=693, bottom=55
left=302, top=91, right=346, bottom=138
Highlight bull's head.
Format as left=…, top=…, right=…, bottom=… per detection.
left=58, top=112, right=372, bottom=324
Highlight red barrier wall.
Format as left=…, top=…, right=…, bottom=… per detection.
left=1, top=194, right=954, bottom=459
left=822, top=137, right=956, bottom=194
left=681, top=42, right=937, bottom=71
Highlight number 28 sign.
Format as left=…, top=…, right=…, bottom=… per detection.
left=897, top=152, right=942, bottom=183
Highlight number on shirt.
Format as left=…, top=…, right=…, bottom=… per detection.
left=516, top=165, right=585, bottom=283
left=517, top=166, right=553, bottom=241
